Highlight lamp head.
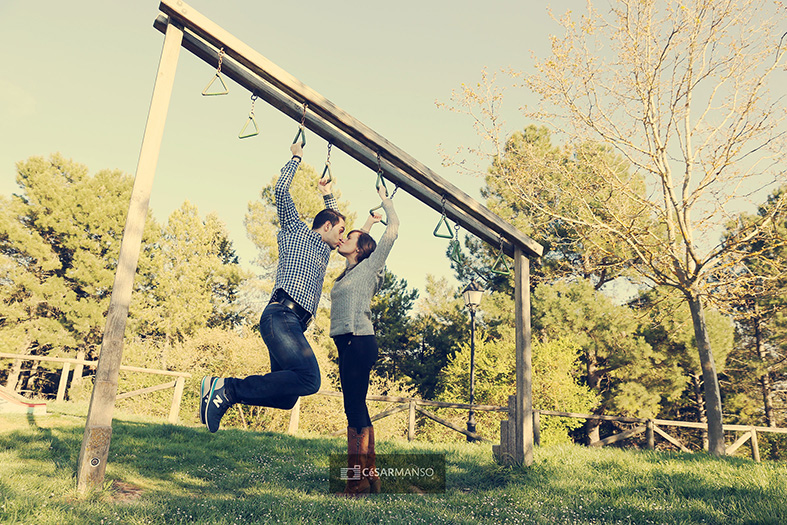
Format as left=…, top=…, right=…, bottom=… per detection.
left=462, top=279, right=484, bottom=309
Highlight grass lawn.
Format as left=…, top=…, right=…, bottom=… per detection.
left=1, top=403, right=786, bottom=524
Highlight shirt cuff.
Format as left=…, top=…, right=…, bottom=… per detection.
left=292, top=155, right=302, bottom=161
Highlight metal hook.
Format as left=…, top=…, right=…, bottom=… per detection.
left=202, top=47, right=228, bottom=96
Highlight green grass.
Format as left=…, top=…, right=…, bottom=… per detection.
left=1, top=403, right=786, bottom=524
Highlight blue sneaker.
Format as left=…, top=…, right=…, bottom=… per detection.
left=205, top=378, right=233, bottom=433
left=199, top=376, right=216, bottom=425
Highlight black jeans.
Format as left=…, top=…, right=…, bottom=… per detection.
left=333, top=334, right=379, bottom=432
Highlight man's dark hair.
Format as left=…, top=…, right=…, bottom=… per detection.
left=312, top=208, right=346, bottom=230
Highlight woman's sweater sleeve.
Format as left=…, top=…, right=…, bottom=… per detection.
left=364, top=198, right=399, bottom=272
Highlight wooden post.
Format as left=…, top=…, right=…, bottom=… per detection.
left=408, top=400, right=416, bottom=441
left=168, top=376, right=186, bottom=423
left=514, top=247, right=533, bottom=466
left=287, top=398, right=301, bottom=434
left=76, top=19, right=183, bottom=493
left=646, top=419, right=655, bottom=450
left=72, top=349, right=86, bottom=386
left=533, top=411, right=541, bottom=447
left=56, top=363, right=71, bottom=402
left=750, top=427, right=760, bottom=463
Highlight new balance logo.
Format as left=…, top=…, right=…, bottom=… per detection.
left=212, top=396, right=224, bottom=408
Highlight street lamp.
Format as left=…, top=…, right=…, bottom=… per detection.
left=462, top=279, right=484, bottom=442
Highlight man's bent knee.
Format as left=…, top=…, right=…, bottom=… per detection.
left=302, top=374, right=321, bottom=396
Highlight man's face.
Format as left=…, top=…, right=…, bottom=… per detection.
left=323, top=219, right=346, bottom=249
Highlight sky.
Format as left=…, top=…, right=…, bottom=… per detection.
left=0, top=1, right=568, bottom=296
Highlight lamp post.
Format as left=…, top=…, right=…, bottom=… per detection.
left=462, top=279, right=484, bottom=442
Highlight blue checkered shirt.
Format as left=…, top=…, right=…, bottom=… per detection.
left=273, top=156, right=338, bottom=315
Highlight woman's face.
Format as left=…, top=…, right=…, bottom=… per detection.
left=337, top=231, right=360, bottom=258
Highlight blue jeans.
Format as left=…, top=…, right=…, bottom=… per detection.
left=226, top=303, right=321, bottom=409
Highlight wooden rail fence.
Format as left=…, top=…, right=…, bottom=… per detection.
left=3, top=355, right=784, bottom=462
left=290, top=391, right=786, bottom=463
left=0, top=352, right=191, bottom=424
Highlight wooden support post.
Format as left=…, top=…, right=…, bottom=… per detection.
left=56, top=363, right=71, bottom=402
left=168, top=376, right=186, bottom=424
left=76, top=19, right=183, bottom=493
left=750, top=427, right=760, bottom=463
left=514, top=247, right=533, bottom=466
left=288, top=398, right=301, bottom=434
left=72, top=349, right=86, bottom=386
left=646, top=419, right=655, bottom=450
left=408, top=400, right=416, bottom=441
left=533, top=411, right=541, bottom=447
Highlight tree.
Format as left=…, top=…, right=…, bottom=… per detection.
left=489, top=126, right=644, bottom=291
left=131, top=202, right=249, bottom=358
left=532, top=279, right=677, bottom=443
left=0, top=154, right=159, bottom=390
left=437, top=329, right=597, bottom=444
left=636, top=287, right=734, bottom=448
left=445, top=0, right=787, bottom=456
left=405, top=275, right=468, bottom=398
left=370, top=268, right=419, bottom=381
left=723, top=186, right=787, bottom=427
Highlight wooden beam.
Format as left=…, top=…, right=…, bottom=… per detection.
left=590, top=425, right=646, bottom=447
left=415, top=406, right=485, bottom=442
left=329, top=404, right=410, bottom=437
left=750, top=427, right=760, bottom=463
left=116, top=380, right=177, bottom=401
left=0, top=353, right=191, bottom=378
left=725, top=431, right=753, bottom=456
left=152, top=9, right=543, bottom=259
left=76, top=19, right=184, bottom=493
left=652, top=424, right=691, bottom=453
left=515, top=247, right=533, bottom=465
left=314, top=389, right=507, bottom=412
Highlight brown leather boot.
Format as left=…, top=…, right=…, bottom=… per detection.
left=343, top=427, right=370, bottom=496
left=364, top=426, right=381, bottom=494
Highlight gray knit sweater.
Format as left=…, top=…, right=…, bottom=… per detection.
left=329, top=198, right=399, bottom=337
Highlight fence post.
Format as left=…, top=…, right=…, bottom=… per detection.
left=408, top=400, right=416, bottom=441
left=288, top=397, right=301, bottom=434
left=646, top=419, right=655, bottom=450
left=168, top=376, right=186, bottom=424
left=73, top=349, right=86, bottom=386
left=750, top=426, right=760, bottom=463
left=533, top=411, right=541, bottom=447
left=56, top=362, right=71, bottom=402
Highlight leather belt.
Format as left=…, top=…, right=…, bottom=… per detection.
left=269, top=289, right=313, bottom=328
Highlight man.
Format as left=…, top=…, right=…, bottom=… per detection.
left=202, top=140, right=345, bottom=432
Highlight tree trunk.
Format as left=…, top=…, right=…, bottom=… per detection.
left=25, top=361, right=40, bottom=393
left=687, top=294, right=725, bottom=456
left=753, top=310, right=776, bottom=427
left=585, top=349, right=602, bottom=445
left=691, top=373, right=709, bottom=450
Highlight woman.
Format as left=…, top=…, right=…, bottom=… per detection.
left=331, top=185, right=398, bottom=495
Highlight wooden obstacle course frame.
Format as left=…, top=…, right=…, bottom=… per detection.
left=77, top=0, right=542, bottom=491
